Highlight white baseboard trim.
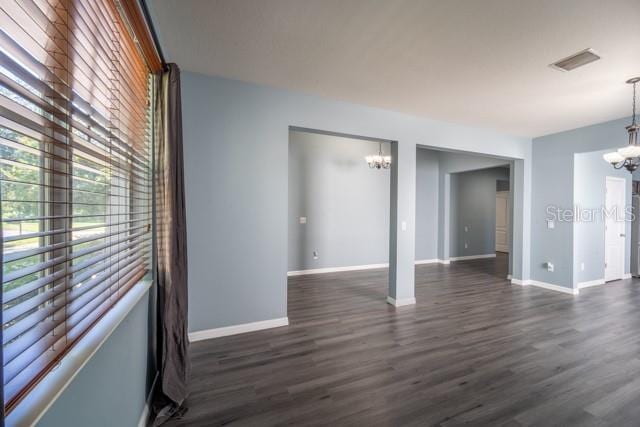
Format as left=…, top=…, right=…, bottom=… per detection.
left=386, top=296, right=416, bottom=307
left=449, top=254, right=497, bottom=261
left=623, top=273, right=632, bottom=279
left=416, top=259, right=452, bottom=265
left=138, top=373, right=159, bottom=427
left=288, top=263, right=388, bottom=276
left=189, top=317, right=289, bottom=342
left=511, top=278, right=578, bottom=295
left=415, top=258, right=440, bottom=265
left=289, top=258, right=460, bottom=276
left=530, top=280, right=579, bottom=295
left=577, top=278, right=605, bottom=289
left=288, top=254, right=501, bottom=277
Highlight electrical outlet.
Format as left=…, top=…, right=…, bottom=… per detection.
left=547, top=262, right=554, bottom=272
left=547, top=220, right=555, bottom=229
left=580, top=262, right=585, bottom=271
left=464, top=226, right=469, bottom=232
left=464, top=242, right=468, bottom=249
left=313, top=251, right=319, bottom=260
left=299, top=216, right=307, bottom=224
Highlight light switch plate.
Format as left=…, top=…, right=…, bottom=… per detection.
left=299, top=217, right=307, bottom=224
left=401, top=221, right=407, bottom=231
left=547, top=220, right=555, bottom=229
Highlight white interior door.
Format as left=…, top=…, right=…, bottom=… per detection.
left=605, top=176, right=626, bottom=282
left=495, top=191, right=509, bottom=253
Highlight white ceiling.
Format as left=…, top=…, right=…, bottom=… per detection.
left=148, top=0, right=640, bottom=138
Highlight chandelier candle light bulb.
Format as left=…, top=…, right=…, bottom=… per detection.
left=604, top=77, right=640, bottom=172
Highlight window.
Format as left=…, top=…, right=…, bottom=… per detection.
left=0, top=0, right=152, bottom=411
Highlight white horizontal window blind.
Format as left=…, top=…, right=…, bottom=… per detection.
left=0, top=0, right=152, bottom=411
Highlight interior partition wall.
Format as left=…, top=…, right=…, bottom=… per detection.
left=179, top=73, right=532, bottom=334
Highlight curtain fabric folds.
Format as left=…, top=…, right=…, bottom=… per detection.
left=151, top=63, right=190, bottom=425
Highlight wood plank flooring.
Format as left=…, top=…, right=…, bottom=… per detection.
left=168, top=254, right=640, bottom=426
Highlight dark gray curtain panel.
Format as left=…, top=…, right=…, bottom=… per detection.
left=151, top=63, right=190, bottom=425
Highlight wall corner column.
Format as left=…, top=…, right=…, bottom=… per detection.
left=388, top=140, right=416, bottom=306
left=511, top=157, right=531, bottom=282
left=437, top=173, right=451, bottom=262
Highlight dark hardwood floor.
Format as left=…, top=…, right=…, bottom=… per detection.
left=169, top=254, right=640, bottom=426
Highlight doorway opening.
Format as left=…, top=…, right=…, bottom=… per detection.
left=449, top=166, right=511, bottom=260
left=415, top=146, right=515, bottom=281
left=495, top=187, right=510, bottom=253
left=287, top=128, right=394, bottom=319
left=573, top=148, right=632, bottom=289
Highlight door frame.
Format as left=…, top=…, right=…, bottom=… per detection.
left=495, top=190, right=510, bottom=253
left=604, top=176, right=626, bottom=282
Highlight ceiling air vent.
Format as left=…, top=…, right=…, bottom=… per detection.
left=550, top=48, right=601, bottom=72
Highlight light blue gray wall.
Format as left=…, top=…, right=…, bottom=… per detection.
left=180, top=72, right=530, bottom=332
left=289, top=134, right=513, bottom=272
left=573, top=149, right=631, bottom=286
left=450, top=167, right=510, bottom=258
left=288, top=131, right=390, bottom=271
left=531, top=117, right=632, bottom=289
left=288, top=141, right=522, bottom=271
left=415, top=148, right=440, bottom=260
left=36, top=290, right=152, bottom=427
left=438, top=151, right=511, bottom=174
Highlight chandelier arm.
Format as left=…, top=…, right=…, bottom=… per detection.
left=613, top=160, right=627, bottom=170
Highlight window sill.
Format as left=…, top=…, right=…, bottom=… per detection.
left=5, top=276, right=153, bottom=427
